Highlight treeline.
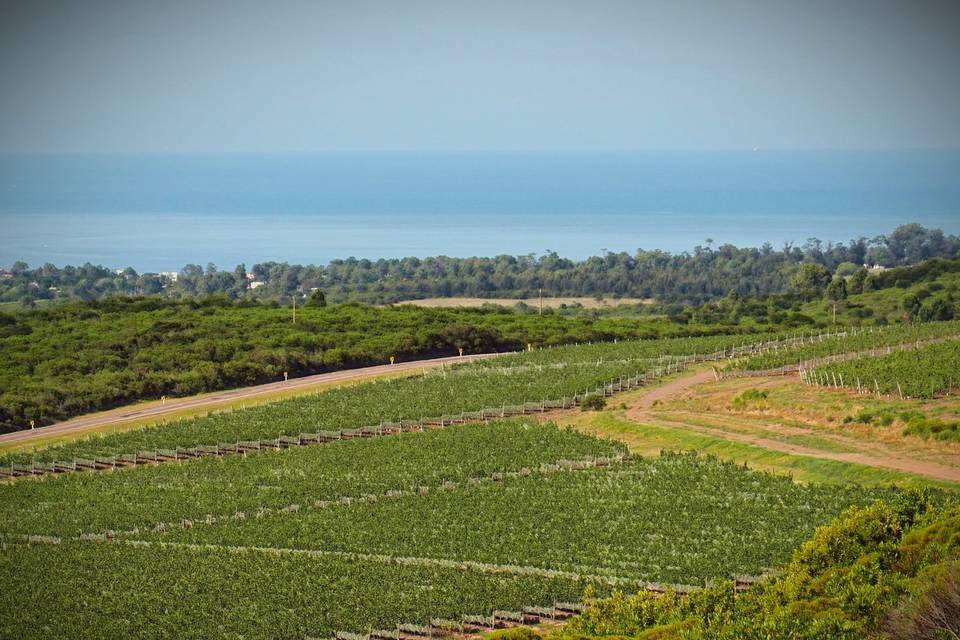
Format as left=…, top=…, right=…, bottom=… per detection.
left=0, top=298, right=744, bottom=433
left=2, top=224, right=957, bottom=306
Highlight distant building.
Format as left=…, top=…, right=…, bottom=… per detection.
left=863, top=264, right=887, bottom=273
left=245, top=272, right=257, bottom=281
left=249, top=281, right=265, bottom=289
left=158, top=271, right=179, bottom=282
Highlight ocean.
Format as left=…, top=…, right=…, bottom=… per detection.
left=1, top=151, right=958, bottom=272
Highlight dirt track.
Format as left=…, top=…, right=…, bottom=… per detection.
left=0, top=353, right=499, bottom=448
left=625, top=370, right=960, bottom=484
left=626, top=369, right=717, bottom=416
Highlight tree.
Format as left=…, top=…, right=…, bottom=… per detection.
left=920, top=297, right=955, bottom=322
left=835, top=261, right=860, bottom=278
left=825, top=277, right=847, bottom=324
left=849, top=267, right=869, bottom=294
left=826, top=277, right=848, bottom=302
left=307, top=289, right=327, bottom=307
left=902, top=293, right=922, bottom=321
left=790, top=264, right=832, bottom=299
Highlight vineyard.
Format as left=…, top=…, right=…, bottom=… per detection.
left=4, top=326, right=956, bottom=638
left=0, top=540, right=602, bottom=639
left=0, top=420, right=624, bottom=538
left=806, top=339, right=960, bottom=399
left=728, top=320, right=960, bottom=372
left=0, top=331, right=795, bottom=470
left=0, top=422, right=886, bottom=639
left=137, top=452, right=886, bottom=585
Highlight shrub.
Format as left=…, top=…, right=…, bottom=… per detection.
left=581, top=393, right=607, bottom=411
left=487, top=628, right=542, bottom=640
left=883, top=560, right=960, bottom=640
left=730, top=388, right=768, bottom=409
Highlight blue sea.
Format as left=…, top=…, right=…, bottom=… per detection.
left=1, top=151, right=959, bottom=272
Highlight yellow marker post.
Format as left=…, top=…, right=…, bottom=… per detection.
left=458, top=347, right=464, bottom=357
left=389, top=355, right=395, bottom=365
left=161, top=395, right=166, bottom=405
left=29, top=419, right=35, bottom=430
left=527, top=342, right=533, bottom=352
left=283, top=371, right=289, bottom=382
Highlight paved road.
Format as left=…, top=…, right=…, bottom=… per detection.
left=0, top=353, right=502, bottom=447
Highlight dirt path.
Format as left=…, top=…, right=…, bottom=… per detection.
left=626, top=369, right=716, bottom=416
left=0, top=353, right=499, bottom=448
left=624, top=370, right=960, bottom=483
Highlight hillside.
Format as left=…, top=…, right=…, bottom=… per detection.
left=2, top=330, right=957, bottom=639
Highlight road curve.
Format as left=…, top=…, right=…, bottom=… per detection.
left=0, top=353, right=502, bottom=448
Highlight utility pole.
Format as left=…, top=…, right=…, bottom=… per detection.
left=539, top=288, right=543, bottom=316
left=292, top=294, right=297, bottom=324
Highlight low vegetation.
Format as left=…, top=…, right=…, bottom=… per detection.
left=0, top=420, right=624, bottom=537
left=580, top=394, right=607, bottom=411
left=729, top=388, right=768, bottom=409
left=0, top=418, right=892, bottom=637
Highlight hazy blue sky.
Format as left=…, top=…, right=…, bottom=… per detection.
left=1, top=0, right=958, bottom=152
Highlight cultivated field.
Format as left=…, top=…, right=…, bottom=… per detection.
left=2, top=324, right=958, bottom=638
left=0, top=422, right=883, bottom=638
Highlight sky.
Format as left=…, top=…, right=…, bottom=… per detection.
left=0, top=0, right=959, bottom=153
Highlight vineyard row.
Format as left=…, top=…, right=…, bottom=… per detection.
left=717, top=334, right=960, bottom=380
left=3, top=452, right=629, bottom=540
left=0, top=331, right=852, bottom=480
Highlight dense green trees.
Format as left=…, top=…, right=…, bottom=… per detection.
left=790, top=264, right=833, bottom=298
left=3, top=224, right=957, bottom=306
